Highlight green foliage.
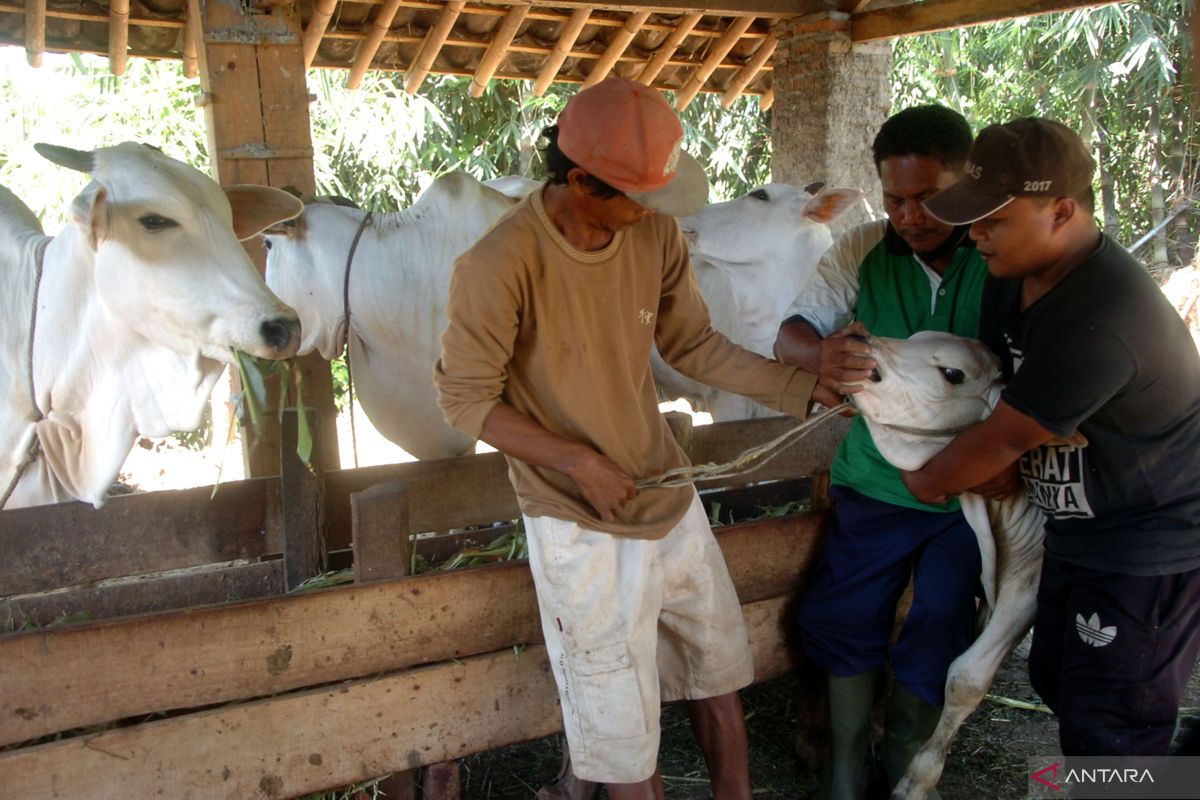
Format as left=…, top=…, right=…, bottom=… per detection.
left=892, top=0, right=1197, bottom=263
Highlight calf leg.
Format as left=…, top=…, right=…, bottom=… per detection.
left=890, top=576, right=1037, bottom=800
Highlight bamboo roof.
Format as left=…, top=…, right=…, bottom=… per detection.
left=0, top=0, right=1124, bottom=106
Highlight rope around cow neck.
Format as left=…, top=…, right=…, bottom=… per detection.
left=338, top=210, right=373, bottom=469
left=1, top=238, right=51, bottom=510
left=634, top=401, right=852, bottom=490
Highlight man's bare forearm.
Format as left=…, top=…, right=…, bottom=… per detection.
left=773, top=318, right=823, bottom=372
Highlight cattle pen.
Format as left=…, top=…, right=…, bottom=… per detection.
left=1, top=0, right=1195, bottom=798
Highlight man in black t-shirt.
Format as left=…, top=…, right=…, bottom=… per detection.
left=900, top=117, right=1200, bottom=756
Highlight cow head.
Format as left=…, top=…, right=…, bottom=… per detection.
left=35, top=142, right=304, bottom=363
left=849, top=331, right=1002, bottom=471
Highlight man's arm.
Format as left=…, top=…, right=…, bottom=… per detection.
left=901, top=400, right=1056, bottom=504
left=478, top=402, right=636, bottom=524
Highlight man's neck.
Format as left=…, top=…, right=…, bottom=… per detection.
left=1021, top=225, right=1103, bottom=309
left=542, top=183, right=615, bottom=252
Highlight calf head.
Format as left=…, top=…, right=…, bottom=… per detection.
left=850, top=331, right=1002, bottom=471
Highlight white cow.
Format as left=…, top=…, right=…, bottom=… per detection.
left=263, top=171, right=520, bottom=460
left=848, top=331, right=1046, bottom=800
left=656, top=183, right=865, bottom=421
left=0, top=143, right=303, bottom=510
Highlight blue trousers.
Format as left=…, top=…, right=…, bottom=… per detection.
left=794, top=486, right=982, bottom=706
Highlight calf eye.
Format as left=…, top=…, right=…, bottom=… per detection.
left=262, top=238, right=273, bottom=251
left=138, top=214, right=179, bottom=231
left=749, top=188, right=769, bottom=201
left=939, top=367, right=966, bottom=385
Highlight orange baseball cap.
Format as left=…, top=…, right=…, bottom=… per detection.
left=557, top=77, right=709, bottom=217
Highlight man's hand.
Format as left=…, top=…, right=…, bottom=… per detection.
left=818, top=321, right=876, bottom=398
left=564, top=448, right=637, bottom=524
left=900, top=468, right=949, bottom=505
left=969, top=462, right=1023, bottom=500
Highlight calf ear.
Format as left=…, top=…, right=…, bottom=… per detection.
left=69, top=184, right=109, bottom=251
left=225, top=185, right=305, bottom=240
left=802, top=187, right=867, bottom=224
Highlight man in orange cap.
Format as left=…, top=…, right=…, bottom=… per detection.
left=435, top=77, right=833, bottom=798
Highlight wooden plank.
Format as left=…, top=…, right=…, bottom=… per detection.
left=581, top=9, right=651, bottom=88
left=0, top=479, right=279, bottom=596
left=533, top=5, right=590, bottom=95
left=0, top=512, right=827, bottom=746
left=674, top=15, right=755, bottom=110
left=637, top=10, right=702, bottom=85
left=281, top=408, right=327, bottom=590
left=469, top=2, right=530, bottom=97
left=0, top=560, right=282, bottom=630
left=851, top=0, right=1124, bottom=42
left=405, top=0, right=467, bottom=94
left=720, top=34, right=776, bottom=109
left=0, top=594, right=792, bottom=800
left=351, top=481, right=411, bottom=582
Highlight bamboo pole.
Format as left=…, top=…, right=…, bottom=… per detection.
left=304, top=0, right=339, bottom=68
left=348, top=0, right=403, bottom=90
left=533, top=5, right=591, bottom=96
left=404, top=0, right=466, bottom=94
left=674, top=15, right=754, bottom=110
left=720, top=34, right=775, bottom=108
left=581, top=9, right=650, bottom=88
left=182, top=0, right=201, bottom=78
left=637, top=11, right=702, bottom=85
left=758, top=87, right=774, bottom=112
left=470, top=3, right=529, bottom=97
left=108, top=0, right=130, bottom=75
left=24, top=0, right=45, bottom=67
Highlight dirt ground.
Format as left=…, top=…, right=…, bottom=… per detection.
left=453, top=633, right=1200, bottom=800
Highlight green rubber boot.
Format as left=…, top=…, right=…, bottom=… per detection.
left=882, top=682, right=943, bottom=800
left=820, top=669, right=881, bottom=800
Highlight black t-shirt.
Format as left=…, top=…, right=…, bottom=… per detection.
left=999, top=234, right=1200, bottom=575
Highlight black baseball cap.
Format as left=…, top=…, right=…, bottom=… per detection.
left=923, top=117, right=1095, bottom=225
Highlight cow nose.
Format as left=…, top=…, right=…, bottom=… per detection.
left=870, top=367, right=882, bottom=383
left=261, top=316, right=300, bottom=353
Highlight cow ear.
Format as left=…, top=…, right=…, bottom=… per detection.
left=802, top=187, right=866, bottom=224
left=69, top=184, right=109, bottom=251
left=225, top=185, right=305, bottom=241
left=35, top=143, right=95, bottom=174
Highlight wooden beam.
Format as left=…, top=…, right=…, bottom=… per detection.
left=526, top=0, right=815, bottom=18
left=470, top=2, right=530, bottom=97
left=0, top=513, right=825, bottom=746
left=637, top=11, right=702, bottom=85
left=348, top=0, right=403, bottom=90
left=582, top=9, right=651, bottom=88
left=721, top=34, right=776, bottom=108
left=23, top=0, right=44, bottom=67
left=405, top=0, right=467, bottom=94
left=674, top=15, right=755, bottom=110
left=351, top=481, right=412, bottom=582
left=759, top=87, right=774, bottom=112
left=182, top=0, right=200, bottom=78
left=851, top=0, right=1125, bottom=42
left=304, top=0, right=339, bottom=68
left=0, top=594, right=793, bottom=799
left=534, top=6, right=591, bottom=95
left=108, top=0, right=130, bottom=75
left=281, top=408, right=327, bottom=590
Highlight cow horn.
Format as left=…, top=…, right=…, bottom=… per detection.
left=34, top=143, right=95, bottom=174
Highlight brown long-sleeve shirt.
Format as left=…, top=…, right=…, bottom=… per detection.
left=434, top=187, right=817, bottom=538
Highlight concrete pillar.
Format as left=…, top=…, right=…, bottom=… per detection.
left=770, top=11, right=892, bottom=233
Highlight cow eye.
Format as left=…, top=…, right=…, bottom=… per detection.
left=749, top=188, right=769, bottom=201
left=262, top=238, right=273, bottom=251
left=939, top=367, right=966, bottom=385
left=138, top=214, right=179, bottom=231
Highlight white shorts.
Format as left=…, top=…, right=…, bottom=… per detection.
left=524, top=490, right=754, bottom=784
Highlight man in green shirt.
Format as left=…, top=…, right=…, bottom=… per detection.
left=774, top=105, right=996, bottom=799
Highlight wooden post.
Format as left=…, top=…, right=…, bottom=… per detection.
left=350, top=481, right=411, bottom=583
left=196, top=0, right=340, bottom=478
left=281, top=407, right=326, bottom=590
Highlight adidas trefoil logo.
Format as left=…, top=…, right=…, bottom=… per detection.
left=1075, top=612, right=1117, bottom=647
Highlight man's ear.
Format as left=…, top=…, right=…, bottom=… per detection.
left=1051, top=196, right=1077, bottom=231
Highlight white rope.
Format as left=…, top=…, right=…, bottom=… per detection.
left=635, top=401, right=851, bottom=490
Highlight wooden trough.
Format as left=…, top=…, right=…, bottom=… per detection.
left=0, top=412, right=848, bottom=799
